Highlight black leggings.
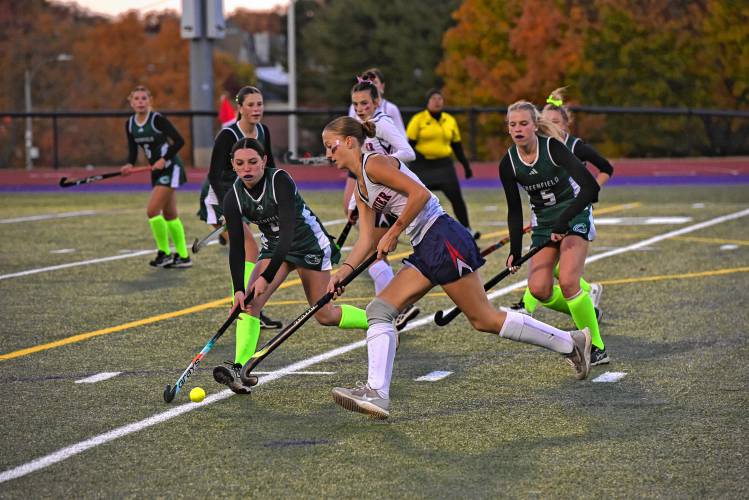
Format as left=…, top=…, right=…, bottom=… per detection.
left=411, top=158, right=471, bottom=229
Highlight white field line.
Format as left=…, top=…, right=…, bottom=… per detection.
left=1, top=208, right=747, bottom=484
left=0, top=210, right=97, bottom=224
left=592, top=372, right=628, bottom=383
left=75, top=372, right=122, bottom=384
left=0, top=218, right=348, bottom=282
left=415, top=371, right=453, bottom=382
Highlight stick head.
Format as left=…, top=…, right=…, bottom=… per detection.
left=163, top=384, right=176, bottom=403
left=58, top=177, right=69, bottom=187
left=191, top=238, right=200, bottom=254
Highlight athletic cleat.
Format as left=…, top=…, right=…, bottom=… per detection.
left=331, top=382, right=390, bottom=419
left=259, top=311, right=282, bottom=330
left=564, top=327, right=592, bottom=380
left=394, top=304, right=419, bottom=331
left=165, top=255, right=193, bottom=268
left=213, top=361, right=253, bottom=394
left=595, top=307, right=603, bottom=323
left=590, top=346, right=610, bottom=366
left=589, top=283, right=603, bottom=308
left=149, top=250, right=173, bottom=268
left=500, top=300, right=531, bottom=317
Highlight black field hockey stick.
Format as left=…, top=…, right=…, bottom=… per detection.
left=479, top=224, right=531, bottom=257
left=240, top=252, right=378, bottom=386
left=434, top=240, right=553, bottom=326
left=335, top=221, right=353, bottom=249
left=192, top=222, right=227, bottom=254
left=163, top=290, right=254, bottom=403
left=58, top=166, right=150, bottom=188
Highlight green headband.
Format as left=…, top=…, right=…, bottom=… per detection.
left=546, top=95, right=563, bottom=107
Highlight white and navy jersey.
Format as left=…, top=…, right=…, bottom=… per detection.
left=359, top=110, right=415, bottom=163
left=348, top=98, right=406, bottom=134
left=356, top=153, right=444, bottom=246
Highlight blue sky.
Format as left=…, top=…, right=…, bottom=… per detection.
left=58, top=0, right=289, bottom=17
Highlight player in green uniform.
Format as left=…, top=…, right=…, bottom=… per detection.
left=212, top=138, right=369, bottom=394
left=504, top=89, right=614, bottom=367
left=200, top=85, right=281, bottom=330
left=120, top=86, right=190, bottom=268
left=500, top=100, right=607, bottom=366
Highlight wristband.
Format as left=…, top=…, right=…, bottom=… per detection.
left=342, top=262, right=355, bottom=272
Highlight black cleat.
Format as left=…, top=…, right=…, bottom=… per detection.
left=213, top=362, right=252, bottom=394
left=165, top=255, right=193, bottom=268
left=149, top=251, right=173, bottom=268
left=590, top=346, right=610, bottom=366
left=259, top=311, right=283, bottom=330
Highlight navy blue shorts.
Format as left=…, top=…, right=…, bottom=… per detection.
left=403, top=215, right=485, bottom=285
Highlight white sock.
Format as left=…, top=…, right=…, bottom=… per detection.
left=499, top=311, right=574, bottom=354
left=368, top=259, right=394, bottom=295
left=366, top=322, right=397, bottom=398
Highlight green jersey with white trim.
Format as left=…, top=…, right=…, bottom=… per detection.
left=507, top=135, right=579, bottom=226
left=127, top=111, right=183, bottom=166
left=231, top=168, right=333, bottom=256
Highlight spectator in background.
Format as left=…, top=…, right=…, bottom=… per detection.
left=406, top=88, right=479, bottom=239
left=348, top=68, right=406, bottom=134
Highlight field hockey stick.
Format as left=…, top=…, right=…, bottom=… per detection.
left=335, top=221, right=353, bottom=249
left=192, top=223, right=227, bottom=254
left=58, top=166, right=150, bottom=188
left=479, top=225, right=531, bottom=257
left=434, top=240, right=553, bottom=326
left=163, top=290, right=254, bottom=403
left=282, top=150, right=330, bottom=165
left=240, top=252, right=378, bottom=386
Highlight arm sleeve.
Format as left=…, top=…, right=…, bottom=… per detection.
left=548, top=138, right=600, bottom=234
left=572, top=141, right=614, bottom=176
left=451, top=141, right=471, bottom=171
left=125, top=121, right=138, bottom=164
left=154, top=114, right=184, bottom=161
left=261, top=123, right=277, bottom=169
left=260, top=171, right=297, bottom=283
left=223, top=188, right=247, bottom=294
left=209, top=130, right=233, bottom=203
left=499, top=154, right=524, bottom=262
left=388, top=103, right=407, bottom=135
left=378, top=118, right=415, bottom=162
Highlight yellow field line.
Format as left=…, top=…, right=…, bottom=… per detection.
left=0, top=201, right=640, bottom=362
left=597, top=266, right=749, bottom=286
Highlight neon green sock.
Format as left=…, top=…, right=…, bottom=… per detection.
left=566, top=290, right=604, bottom=349
left=230, top=260, right=260, bottom=365
left=148, top=215, right=170, bottom=254
left=338, top=304, right=368, bottom=329
left=553, top=263, right=560, bottom=279
left=165, top=217, right=188, bottom=258
left=540, top=285, right=571, bottom=315
left=580, top=276, right=591, bottom=293
left=521, top=287, right=540, bottom=314
left=235, top=314, right=260, bottom=366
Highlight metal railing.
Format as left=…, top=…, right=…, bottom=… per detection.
left=1, top=106, right=748, bottom=168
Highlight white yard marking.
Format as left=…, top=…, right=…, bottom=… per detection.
left=50, top=249, right=76, bottom=254
left=252, top=371, right=336, bottom=375
left=1, top=208, right=748, bottom=484
left=595, top=216, right=692, bottom=225
left=592, top=372, right=628, bottom=383
left=692, top=203, right=705, bottom=209
left=415, top=371, right=453, bottom=382
left=720, top=244, right=738, bottom=251
left=0, top=218, right=348, bottom=282
left=0, top=210, right=97, bottom=224
left=75, top=372, right=122, bottom=384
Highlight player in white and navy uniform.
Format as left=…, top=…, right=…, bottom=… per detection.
left=347, top=68, right=406, bottom=133
left=322, top=116, right=593, bottom=419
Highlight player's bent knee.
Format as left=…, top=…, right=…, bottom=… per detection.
left=365, top=298, right=399, bottom=326
left=313, top=306, right=338, bottom=326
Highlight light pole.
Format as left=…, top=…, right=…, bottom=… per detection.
left=24, top=53, right=73, bottom=170
left=287, top=0, right=298, bottom=158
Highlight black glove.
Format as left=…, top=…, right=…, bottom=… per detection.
left=463, top=165, right=473, bottom=179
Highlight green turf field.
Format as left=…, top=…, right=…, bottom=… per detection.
left=1, top=186, right=747, bottom=497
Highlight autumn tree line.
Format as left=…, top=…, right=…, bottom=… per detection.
left=1, top=0, right=747, bottom=167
